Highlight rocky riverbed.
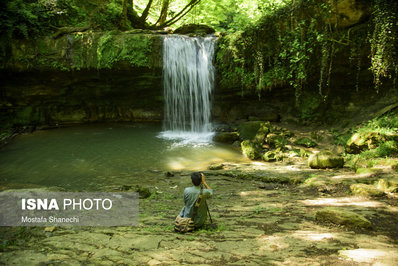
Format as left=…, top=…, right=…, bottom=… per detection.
left=1, top=156, right=397, bottom=265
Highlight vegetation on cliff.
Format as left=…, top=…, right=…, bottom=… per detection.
left=216, top=0, right=397, bottom=119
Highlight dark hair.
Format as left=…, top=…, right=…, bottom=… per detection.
left=191, top=172, right=202, bottom=186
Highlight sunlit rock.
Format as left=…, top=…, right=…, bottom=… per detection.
left=308, top=151, right=344, bottom=169
left=315, top=207, right=372, bottom=230
left=350, top=184, right=384, bottom=197
left=241, top=140, right=262, bottom=160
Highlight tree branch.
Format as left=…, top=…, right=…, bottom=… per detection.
left=156, top=0, right=200, bottom=29
left=140, top=0, right=154, bottom=22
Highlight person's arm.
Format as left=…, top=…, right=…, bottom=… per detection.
left=201, top=173, right=211, bottom=190
left=201, top=173, right=213, bottom=198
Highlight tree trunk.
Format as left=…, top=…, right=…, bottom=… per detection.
left=140, top=0, right=154, bottom=23
left=121, top=0, right=129, bottom=30
left=157, top=0, right=170, bottom=26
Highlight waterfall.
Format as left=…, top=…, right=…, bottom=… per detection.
left=160, top=35, right=216, bottom=143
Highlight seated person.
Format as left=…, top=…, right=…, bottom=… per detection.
left=179, top=172, right=213, bottom=229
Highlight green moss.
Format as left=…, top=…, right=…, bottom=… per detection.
left=97, top=32, right=152, bottom=69
left=241, top=140, right=262, bottom=160
left=263, top=150, right=285, bottom=162
left=294, top=137, right=318, bottom=148
left=239, top=121, right=264, bottom=140
left=315, top=207, right=372, bottom=230
left=350, top=183, right=384, bottom=197
left=213, top=132, right=240, bottom=143
left=308, top=151, right=344, bottom=169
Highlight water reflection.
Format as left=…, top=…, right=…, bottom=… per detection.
left=0, top=124, right=247, bottom=190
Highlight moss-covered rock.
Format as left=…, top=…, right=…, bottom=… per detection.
left=213, top=132, right=240, bottom=144
left=174, top=24, right=215, bottom=35
left=315, top=207, right=372, bottom=230
left=377, top=178, right=398, bottom=193
left=265, top=133, right=287, bottom=149
left=263, top=150, right=284, bottom=162
left=346, top=132, right=386, bottom=154
left=208, top=164, right=224, bottom=170
left=241, top=140, right=262, bottom=160
left=1, top=31, right=161, bottom=71
left=294, top=137, right=318, bottom=148
left=239, top=121, right=264, bottom=140
left=350, top=183, right=384, bottom=197
left=308, top=151, right=344, bottom=169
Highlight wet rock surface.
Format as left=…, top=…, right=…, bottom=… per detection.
left=1, top=159, right=397, bottom=265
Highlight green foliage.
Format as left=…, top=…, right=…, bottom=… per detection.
left=344, top=112, right=398, bottom=170
left=90, top=0, right=123, bottom=30
left=294, top=137, right=317, bottom=148
left=97, top=32, right=152, bottom=69
left=0, top=0, right=86, bottom=39
left=216, top=0, right=337, bottom=104
left=369, top=0, right=398, bottom=91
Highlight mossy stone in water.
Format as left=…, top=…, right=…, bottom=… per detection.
left=213, top=132, right=240, bottom=143
left=308, top=151, right=344, bottom=169
left=350, top=184, right=384, bottom=197
left=315, top=207, right=372, bottom=230
left=241, top=140, right=262, bottom=160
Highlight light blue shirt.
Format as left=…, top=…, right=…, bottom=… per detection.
left=179, top=185, right=213, bottom=227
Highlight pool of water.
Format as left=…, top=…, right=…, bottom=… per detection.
left=0, top=123, right=247, bottom=190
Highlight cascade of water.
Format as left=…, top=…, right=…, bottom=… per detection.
left=160, top=35, right=216, bottom=143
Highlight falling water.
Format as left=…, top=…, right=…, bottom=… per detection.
left=159, top=35, right=216, bottom=144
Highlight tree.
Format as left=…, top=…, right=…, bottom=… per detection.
left=121, top=0, right=201, bottom=30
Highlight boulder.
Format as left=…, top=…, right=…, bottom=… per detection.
left=350, top=184, right=384, bottom=197
left=263, top=150, right=284, bottom=162
left=265, top=133, right=287, bottom=149
left=241, top=140, right=262, bottom=160
left=174, top=24, right=215, bottom=35
left=208, top=164, right=224, bottom=170
left=308, top=151, right=344, bottom=169
left=294, top=137, right=318, bottom=148
left=213, top=132, right=240, bottom=144
left=346, top=132, right=385, bottom=154
left=239, top=121, right=264, bottom=140
left=315, top=207, right=372, bottom=230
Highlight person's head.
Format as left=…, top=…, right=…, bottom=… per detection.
left=191, top=172, right=202, bottom=186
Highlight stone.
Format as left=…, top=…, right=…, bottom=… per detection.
left=213, top=132, right=240, bottom=144
left=147, top=259, right=162, bottom=265
left=308, top=151, right=344, bottom=169
left=315, top=207, right=372, bottom=230
left=294, top=137, right=317, bottom=148
left=174, top=24, right=215, bottom=35
left=263, top=150, right=284, bottom=162
left=350, top=184, right=384, bottom=197
left=239, top=121, right=264, bottom=140
left=165, top=172, right=174, bottom=177
left=44, top=226, right=56, bottom=232
left=135, top=186, right=152, bottom=199
left=241, top=140, right=262, bottom=160
left=265, top=134, right=287, bottom=149
left=208, top=164, right=224, bottom=170
left=346, top=132, right=385, bottom=154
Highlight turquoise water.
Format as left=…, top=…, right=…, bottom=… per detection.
left=0, top=123, right=247, bottom=190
